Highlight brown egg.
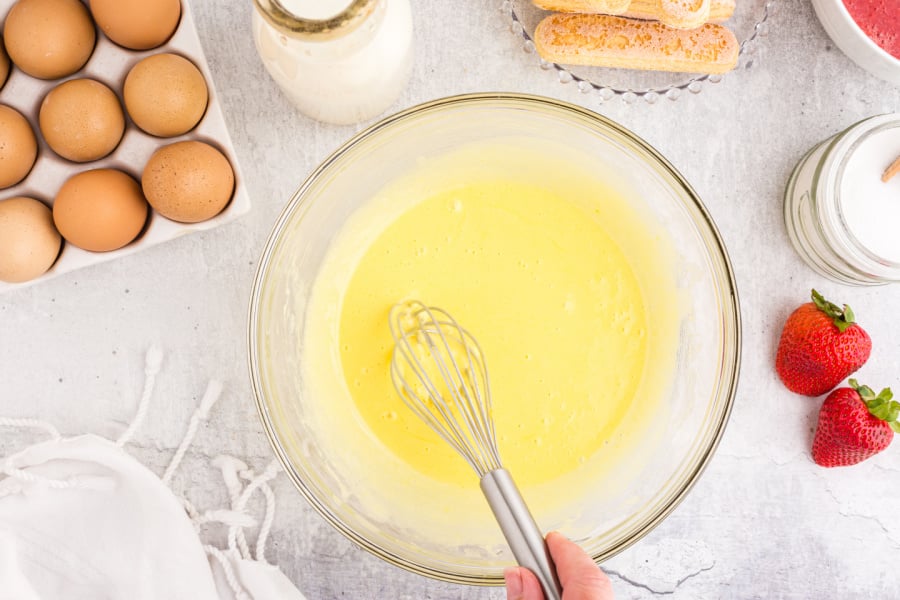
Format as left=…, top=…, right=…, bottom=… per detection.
left=124, top=53, right=208, bottom=137
left=0, top=105, right=38, bottom=189
left=3, top=0, right=95, bottom=80
left=40, top=78, right=125, bottom=163
left=89, top=0, right=181, bottom=50
left=0, top=40, right=10, bottom=89
left=53, top=169, right=148, bottom=252
left=142, top=141, right=234, bottom=223
left=0, top=196, right=61, bottom=283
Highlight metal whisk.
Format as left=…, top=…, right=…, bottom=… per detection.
left=389, top=300, right=563, bottom=600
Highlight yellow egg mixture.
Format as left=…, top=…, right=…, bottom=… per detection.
left=338, top=181, right=650, bottom=488
left=303, top=141, right=680, bottom=499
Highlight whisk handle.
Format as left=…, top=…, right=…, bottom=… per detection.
left=480, top=468, right=563, bottom=600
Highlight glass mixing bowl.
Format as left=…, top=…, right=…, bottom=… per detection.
left=248, top=93, right=741, bottom=585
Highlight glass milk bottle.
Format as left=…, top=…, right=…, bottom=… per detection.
left=252, top=0, right=413, bottom=125
left=784, top=114, right=900, bottom=285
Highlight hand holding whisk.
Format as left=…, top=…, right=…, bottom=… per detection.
left=389, top=300, right=563, bottom=600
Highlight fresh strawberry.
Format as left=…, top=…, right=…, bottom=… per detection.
left=812, top=380, right=900, bottom=467
left=775, top=289, right=871, bottom=396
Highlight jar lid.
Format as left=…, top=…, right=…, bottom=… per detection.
left=253, top=0, right=377, bottom=40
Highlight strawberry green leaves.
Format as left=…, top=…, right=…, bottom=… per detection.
left=851, top=379, right=900, bottom=433
left=811, top=288, right=855, bottom=333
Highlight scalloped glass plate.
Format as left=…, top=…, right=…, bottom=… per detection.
left=505, top=0, right=778, bottom=103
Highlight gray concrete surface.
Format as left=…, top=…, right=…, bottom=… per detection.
left=2, top=0, right=899, bottom=598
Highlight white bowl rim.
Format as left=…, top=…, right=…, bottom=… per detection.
left=811, top=0, right=900, bottom=82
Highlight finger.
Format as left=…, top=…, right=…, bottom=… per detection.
left=546, top=532, right=598, bottom=587
left=546, top=532, right=614, bottom=599
left=505, top=566, right=546, bottom=600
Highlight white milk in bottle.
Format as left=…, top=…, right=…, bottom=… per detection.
left=252, top=0, right=413, bottom=125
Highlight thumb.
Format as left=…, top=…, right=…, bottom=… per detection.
left=546, top=532, right=614, bottom=599
left=505, top=566, right=546, bottom=600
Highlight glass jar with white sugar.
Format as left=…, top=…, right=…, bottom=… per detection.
left=251, top=0, right=413, bottom=125
left=784, top=114, right=900, bottom=285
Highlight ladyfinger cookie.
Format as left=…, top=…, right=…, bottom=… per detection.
left=658, top=0, right=711, bottom=29
left=623, top=0, right=735, bottom=23
left=532, top=0, right=632, bottom=15
left=534, top=13, right=739, bottom=74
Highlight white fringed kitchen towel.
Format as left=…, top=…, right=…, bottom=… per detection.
left=0, top=347, right=307, bottom=600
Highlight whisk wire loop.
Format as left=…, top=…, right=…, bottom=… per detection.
left=389, top=358, right=473, bottom=464
left=389, top=302, right=501, bottom=476
left=427, top=315, right=495, bottom=473
left=390, top=315, right=478, bottom=469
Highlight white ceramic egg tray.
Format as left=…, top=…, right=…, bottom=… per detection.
left=0, top=0, right=250, bottom=293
